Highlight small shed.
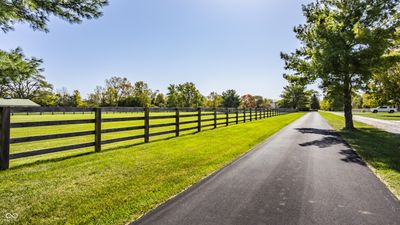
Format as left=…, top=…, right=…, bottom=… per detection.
left=0, top=98, right=40, bottom=107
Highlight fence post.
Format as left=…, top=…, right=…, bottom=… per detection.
left=243, top=108, right=246, bottom=123
left=214, top=108, right=217, bottom=128
left=249, top=108, right=252, bottom=121
left=263, top=108, right=266, bottom=118
left=94, top=108, right=102, bottom=153
left=225, top=109, right=229, bottom=126
left=175, top=108, right=180, bottom=137
left=144, top=108, right=150, bottom=143
left=0, top=107, right=10, bottom=170
left=197, top=107, right=201, bottom=132
left=236, top=108, right=239, bottom=124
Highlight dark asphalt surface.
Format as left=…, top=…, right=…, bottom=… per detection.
left=131, top=112, right=400, bottom=225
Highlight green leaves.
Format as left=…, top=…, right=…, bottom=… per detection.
left=281, top=0, right=400, bottom=127
left=0, top=0, right=108, bottom=33
left=0, top=48, right=51, bottom=99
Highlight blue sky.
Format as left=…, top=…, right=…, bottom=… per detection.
left=0, top=0, right=315, bottom=99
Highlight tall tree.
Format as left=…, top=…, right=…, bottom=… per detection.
left=240, top=94, right=256, bottom=108
left=280, top=83, right=310, bottom=110
left=221, top=89, right=241, bottom=108
left=205, top=92, right=222, bottom=108
left=133, top=81, right=152, bottom=107
left=166, top=84, right=179, bottom=107
left=0, top=48, right=52, bottom=99
left=371, top=62, right=400, bottom=109
left=281, top=0, right=400, bottom=128
left=310, top=94, right=320, bottom=110
left=153, top=93, right=166, bottom=107
left=0, top=0, right=108, bottom=33
left=166, top=83, right=203, bottom=107
left=72, top=90, right=83, bottom=107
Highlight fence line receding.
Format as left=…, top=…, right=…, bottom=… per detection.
left=0, top=107, right=288, bottom=170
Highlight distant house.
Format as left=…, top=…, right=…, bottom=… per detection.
left=0, top=98, right=40, bottom=107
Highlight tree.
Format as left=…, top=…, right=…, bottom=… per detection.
left=167, top=82, right=203, bottom=107
left=352, top=94, right=363, bottom=109
left=0, top=48, right=52, bottom=99
left=153, top=93, right=166, bottom=107
left=0, top=0, right=108, bottom=33
left=87, top=86, right=104, bottom=107
left=279, top=83, right=310, bottom=110
left=281, top=0, right=400, bottom=128
left=205, top=92, right=222, bottom=108
left=310, top=94, right=320, bottom=110
left=167, top=85, right=179, bottom=107
left=33, top=90, right=59, bottom=106
left=240, top=94, right=256, bottom=108
left=132, top=81, right=152, bottom=107
left=72, top=90, right=84, bottom=107
left=221, top=89, right=241, bottom=108
left=320, top=98, right=330, bottom=111
left=371, top=62, right=400, bottom=109
left=56, top=87, right=74, bottom=107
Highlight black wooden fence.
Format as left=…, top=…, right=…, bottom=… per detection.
left=0, top=107, right=285, bottom=170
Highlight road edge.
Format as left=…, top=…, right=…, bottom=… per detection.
left=128, top=112, right=308, bottom=225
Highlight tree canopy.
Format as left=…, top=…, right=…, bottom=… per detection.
left=0, top=0, right=108, bottom=33
left=221, top=89, right=241, bottom=108
left=281, top=0, right=400, bottom=128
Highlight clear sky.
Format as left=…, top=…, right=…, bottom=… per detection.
left=0, top=0, right=314, bottom=100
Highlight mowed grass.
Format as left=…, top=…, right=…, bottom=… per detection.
left=319, top=112, right=400, bottom=198
left=9, top=111, right=235, bottom=167
left=0, top=112, right=304, bottom=225
left=353, top=111, right=400, bottom=120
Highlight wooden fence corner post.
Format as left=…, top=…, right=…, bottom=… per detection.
left=249, top=108, right=252, bottom=122
left=95, top=107, right=102, bottom=153
left=263, top=108, right=266, bottom=118
left=214, top=108, right=217, bottom=128
left=243, top=108, right=246, bottom=123
left=197, top=107, right=201, bottom=132
left=144, top=107, right=150, bottom=143
left=175, top=108, right=180, bottom=137
left=225, top=109, right=229, bottom=126
left=0, top=107, right=11, bottom=170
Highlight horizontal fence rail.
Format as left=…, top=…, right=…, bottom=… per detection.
left=0, top=106, right=290, bottom=170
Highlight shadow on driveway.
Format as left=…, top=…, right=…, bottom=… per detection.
left=296, top=128, right=366, bottom=166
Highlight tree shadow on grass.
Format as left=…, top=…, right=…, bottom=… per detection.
left=339, top=127, right=400, bottom=173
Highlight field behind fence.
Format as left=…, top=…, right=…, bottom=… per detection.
left=0, top=107, right=288, bottom=170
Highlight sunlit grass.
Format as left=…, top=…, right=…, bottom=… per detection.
left=0, top=112, right=304, bottom=225
left=320, top=112, right=400, bottom=198
left=352, top=111, right=400, bottom=121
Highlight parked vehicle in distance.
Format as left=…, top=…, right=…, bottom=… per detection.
left=370, top=106, right=397, bottom=113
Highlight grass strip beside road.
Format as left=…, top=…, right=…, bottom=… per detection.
left=320, top=112, right=400, bottom=199
left=0, top=112, right=305, bottom=225
left=353, top=112, right=400, bottom=121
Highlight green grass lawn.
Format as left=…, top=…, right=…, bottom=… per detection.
left=9, top=111, right=243, bottom=167
left=353, top=111, right=400, bottom=120
left=319, top=112, right=400, bottom=198
left=0, top=112, right=304, bottom=225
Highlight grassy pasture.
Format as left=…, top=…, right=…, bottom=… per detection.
left=352, top=111, right=400, bottom=121
left=9, top=111, right=262, bottom=168
left=0, top=112, right=304, bottom=225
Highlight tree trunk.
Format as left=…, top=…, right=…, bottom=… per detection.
left=343, top=81, right=354, bottom=129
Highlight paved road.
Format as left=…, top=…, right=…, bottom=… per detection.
left=330, top=112, right=400, bottom=134
left=132, top=112, right=400, bottom=225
